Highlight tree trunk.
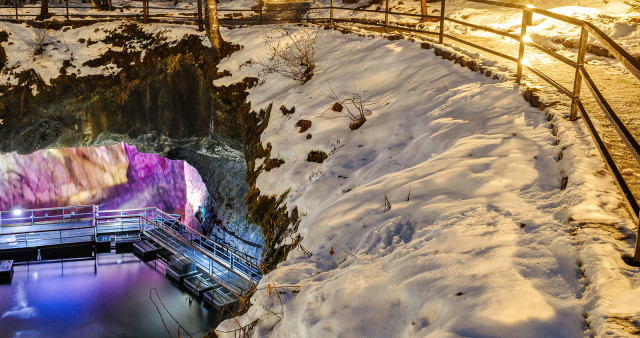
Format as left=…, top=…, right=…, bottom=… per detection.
left=39, top=0, right=48, bottom=19
left=205, top=0, right=223, bottom=50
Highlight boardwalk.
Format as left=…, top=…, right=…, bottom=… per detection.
left=0, top=205, right=262, bottom=297
left=145, top=226, right=256, bottom=294
left=0, top=220, right=94, bottom=250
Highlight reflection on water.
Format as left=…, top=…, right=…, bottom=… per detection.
left=2, top=281, right=38, bottom=320
left=0, top=253, right=223, bottom=338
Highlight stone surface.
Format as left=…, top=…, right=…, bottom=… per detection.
left=0, top=30, right=263, bottom=257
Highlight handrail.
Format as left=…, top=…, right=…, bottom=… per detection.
left=142, top=214, right=261, bottom=284
left=0, top=224, right=95, bottom=236
left=583, top=22, right=640, bottom=81
left=445, top=17, right=518, bottom=40
left=1, top=0, right=639, bottom=258
left=154, top=209, right=261, bottom=266
left=328, top=0, right=640, bottom=259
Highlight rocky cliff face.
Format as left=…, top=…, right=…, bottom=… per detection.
left=0, top=23, right=263, bottom=258
left=0, top=143, right=190, bottom=220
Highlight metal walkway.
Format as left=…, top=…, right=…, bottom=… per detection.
left=0, top=205, right=262, bottom=293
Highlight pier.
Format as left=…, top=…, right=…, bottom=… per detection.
left=0, top=205, right=262, bottom=310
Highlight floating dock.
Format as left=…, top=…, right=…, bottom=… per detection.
left=184, top=273, right=217, bottom=298
left=133, top=239, right=163, bottom=261
left=0, top=260, right=13, bottom=284
left=0, top=205, right=262, bottom=311
left=204, top=285, right=240, bottom=311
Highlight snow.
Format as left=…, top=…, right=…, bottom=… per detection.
left=0, top=21, right=206, bottom=88
left=314, top=0, right=640, bottom=58
left=1, top=3, right=640, bottom=334
left=214, top=25, right=639, bottom=336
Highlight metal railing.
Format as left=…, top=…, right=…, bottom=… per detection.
left=144, top=209, right=262, bottom=284
left=0, top=223, right=95, bottom=249
left=0, top=205, right=94, bottom=227
left=323, top=0, right=640, bottom=260
left=0, top=204, right=263, bottom=282
left=1, top=1, right=639, bottom=257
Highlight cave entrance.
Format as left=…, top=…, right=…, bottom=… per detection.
left=0, top=142, right=265, bottom=260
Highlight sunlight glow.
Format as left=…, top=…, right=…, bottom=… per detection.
left=522, top=35, right=532, bottom=43
left=521, top=58, right=531, bottom=67
left=12, top=209, right=22, bottom=216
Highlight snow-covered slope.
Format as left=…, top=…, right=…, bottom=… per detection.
left=0, top=21, right=208, bottom=88
left=215, top=26, right=639, bottom=336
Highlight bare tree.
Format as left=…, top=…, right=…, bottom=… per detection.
left=256, top=26, right=318, bottom=85
left=38, top=0, right=48, bottom=19
left=420, top=0, right=428, bottom=22
left=205, top=0, right=223, bottom=50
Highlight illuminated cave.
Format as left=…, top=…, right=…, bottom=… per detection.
left=0, top=142, right=263, bottom=259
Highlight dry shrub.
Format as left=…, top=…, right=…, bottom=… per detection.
left=264, top=158, right=285, bottom=171
left=257, top=26, right=318, bottom=85
left=31, top=29, right=50, bottom=56
left=320, top=84, right=388, bottom=130
left=349, top=116, right=366, bottom=130
left=295, top=119, right=312, bottom=133
left=280, top=105, right=295, bottom=116
left=307, top=150, right=327, bottom=163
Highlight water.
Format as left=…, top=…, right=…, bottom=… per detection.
left=0, top=253, right=224, bottom=338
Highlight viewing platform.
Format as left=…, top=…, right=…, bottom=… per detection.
left=0, top=205, right=262, bottom=302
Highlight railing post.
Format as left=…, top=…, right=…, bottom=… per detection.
left=570, top=26, right=588, bottom=121
left=438, top=0, right=445, bottom=44
left=635, top=214, right=640, bottom=262
left=384, top=0, right=389, bottom=33
left=259, top=0, right=263, bottom=25
left=516, top=8, right=532, bottom=85
left=197, top=0, right=203, bottom=31
left=65, top=0, right=69, bottom=20
left=329, top=0, right=333, bottom=26
left=143, top=0, right=148, bottom=24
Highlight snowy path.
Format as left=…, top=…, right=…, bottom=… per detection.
left=212, top=26, right=613, bottom=336
left=429, top=30, right=640, bottom=211
left=321, top=1, right=640, bottom=212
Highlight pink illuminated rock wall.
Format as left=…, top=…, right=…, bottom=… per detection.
left=0, top=145, right=129, bottom=210
left=0, top=143, right=206, bottom=229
